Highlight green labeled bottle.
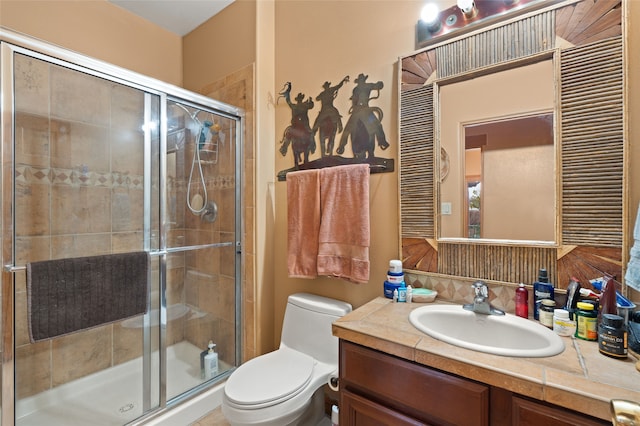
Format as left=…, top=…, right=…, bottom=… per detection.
left=575, top=302, right=597, bottom=341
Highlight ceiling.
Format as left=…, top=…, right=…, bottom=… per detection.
left=108, top=0, right=235, bottom=36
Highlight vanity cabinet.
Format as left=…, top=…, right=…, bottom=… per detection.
left=339, top=341, right=609, bottom=426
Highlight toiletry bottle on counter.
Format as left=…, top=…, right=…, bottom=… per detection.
left=397, top=282, right=407, bottom=303
left=383, top=259, right=404, bottom=299
left=598, top=313, right=627, bottom=359
left=388, top=259, right=403, bottom=279
left=539, top=299, right=556, bottom=328
left=599, top=274, right=618, bottom=319
left=553, top=309, right=576, bottom=336
left=204, top=341, right=218, bottom=379
left=575, top=302, right=598, bottom=341
left=564, top=277, right=582, bottom=320
left=515, top=283, right=529, bottom=319
left=533, top=268, right=554, bottom=320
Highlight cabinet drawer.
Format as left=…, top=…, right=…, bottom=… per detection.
left=342, top=389, right=429, bottom=426
left=340, top=341, right=489, bottom=426
left=512, top=396, right=610, bottom=426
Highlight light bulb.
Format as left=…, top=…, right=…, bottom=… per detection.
left=457, top=0, right=474, bottom=13
left=457, top=0, right=477, bottom=18
left=420, top=3, right=440, bottom=25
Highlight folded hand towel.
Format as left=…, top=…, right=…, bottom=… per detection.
left=317, top=164, right=370, bottom=284
left=27, top=251, right=150, bottom=342
left=287, top=169, right=321, bottom=279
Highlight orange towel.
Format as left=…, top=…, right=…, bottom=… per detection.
left=317, top=164, right=370, bottom=284
left=287, top=169, right=321, bottom=279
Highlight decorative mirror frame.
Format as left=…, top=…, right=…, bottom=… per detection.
left=399, top=0, right=625, bottom=290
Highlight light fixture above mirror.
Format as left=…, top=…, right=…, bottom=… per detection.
left=416, top=0, right=561, bottom=49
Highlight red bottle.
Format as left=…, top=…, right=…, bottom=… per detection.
left=516, top=283, right=529, bottom=318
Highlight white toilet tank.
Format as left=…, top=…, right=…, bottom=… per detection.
left=280, top=293, right=352, bottom=366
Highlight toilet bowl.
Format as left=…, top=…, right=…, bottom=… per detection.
left=222, top=293, right=352, bottom=426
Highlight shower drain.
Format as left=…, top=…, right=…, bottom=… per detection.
left=119, top=403, right=135, bottom=414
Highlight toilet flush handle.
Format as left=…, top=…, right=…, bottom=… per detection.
left=328, top=372, right=340, bottom=392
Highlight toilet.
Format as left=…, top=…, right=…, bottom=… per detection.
left=222, top=293, right=352, bottom=426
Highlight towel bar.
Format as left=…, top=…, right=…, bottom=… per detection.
left=3, top=242, right=235, bottom=273
left=277, top=157, right=395, bottom=181
left=4, top=264, right=26, bottom=273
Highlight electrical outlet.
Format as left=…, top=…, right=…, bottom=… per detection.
left=441, top=202, right=452, bottom=215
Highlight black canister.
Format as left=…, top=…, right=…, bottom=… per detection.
left=598, top=313, right=627, bottom=359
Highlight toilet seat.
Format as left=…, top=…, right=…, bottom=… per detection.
left=224, top=348, right=315, bottom=409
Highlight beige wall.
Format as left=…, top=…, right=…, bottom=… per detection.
left=0, top=0, right=182, bottom=85
left=182, top=0, right=256, bottom=92
left=271, top=0, right=433, bottom=349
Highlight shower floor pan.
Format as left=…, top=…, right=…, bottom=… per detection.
left=16, top=341, right=228, bottom=426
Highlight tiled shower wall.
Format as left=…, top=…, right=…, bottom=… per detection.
left=170, top=118, right=238, bottom=365
left=199, top=64, right=255, bottom=362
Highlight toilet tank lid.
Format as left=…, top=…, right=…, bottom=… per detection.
left=287, top=293, right=352, bottom=317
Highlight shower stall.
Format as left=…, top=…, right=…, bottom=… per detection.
left=0, top=30, right=243, bottom=425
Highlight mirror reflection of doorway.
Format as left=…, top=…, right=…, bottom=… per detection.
left=462, top=114, right=554, bottom=241
left=465, top=146, right=482, bottom=238
left=467, top=180, right=481, bottom=238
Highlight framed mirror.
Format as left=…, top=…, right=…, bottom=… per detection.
left=399, top=0, right=625, bottom=288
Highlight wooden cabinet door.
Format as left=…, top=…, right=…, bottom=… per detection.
left=340, top=341, right=489, bottom=426
left=342, top=389, right=429, bottom=426
left=512, top=396, right=610, bottom=426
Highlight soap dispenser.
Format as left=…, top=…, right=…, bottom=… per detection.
left=204, top=341, right=218, bottom=379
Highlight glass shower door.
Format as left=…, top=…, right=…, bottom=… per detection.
left=162, top=100, right=238, bottom=401
left=9, top=51, right=161, bottom=425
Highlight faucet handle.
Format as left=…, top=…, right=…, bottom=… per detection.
left=472, top=281, right=488, bottom=298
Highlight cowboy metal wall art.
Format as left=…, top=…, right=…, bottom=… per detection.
left=277, top=73, right=395, bottom=180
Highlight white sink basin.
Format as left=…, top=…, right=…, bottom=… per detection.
left=409, top=304, right=565, bottom=357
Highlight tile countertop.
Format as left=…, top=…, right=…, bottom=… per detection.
left=332, top=297, right=640, bottom=421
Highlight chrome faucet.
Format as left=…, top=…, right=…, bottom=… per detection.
left=463, top=281, right=505, bottom=316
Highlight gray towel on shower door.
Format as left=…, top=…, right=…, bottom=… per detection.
left=26, top=251, right=150, bottom=342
